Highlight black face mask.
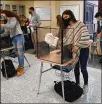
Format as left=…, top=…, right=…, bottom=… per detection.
left=63, top=18, right=71, bottom=28
left=29, top=11, right=32, bottom=14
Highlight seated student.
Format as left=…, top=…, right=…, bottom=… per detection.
left=62, top=10, right=91, bottom=93
left=95, top=12, right=102, bottom=63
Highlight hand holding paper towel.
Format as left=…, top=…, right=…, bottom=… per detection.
left=45, top=33, right=59, bottom=47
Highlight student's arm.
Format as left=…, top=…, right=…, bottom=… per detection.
left=73, top=26, right=90, bottom=53
left=1, top=17, right=17, bottom=29
left=97, top=20, right=102, bottom=38
left=35, top=14, right=41, bottom=27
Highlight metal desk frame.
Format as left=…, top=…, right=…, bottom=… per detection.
left=0, top=47, right=30, bottom=79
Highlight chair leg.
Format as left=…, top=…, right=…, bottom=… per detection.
left=24, top=54, right=30, bottom=67
left=2, top=51, right=8, bottom=80
left=60, top=66, right=65, bottom=103
left=38, top=62, right=43, bottom=94
left=96, top=49, right=98, bottom=55
left=92, top=50, right=95, bottom=67
left=50, top=63, right=53, bottom=68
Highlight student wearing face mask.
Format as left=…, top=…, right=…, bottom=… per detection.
left=0, top=10, right=25, bottom=76
left=95, top=12, right=102, bottom=63
left=62, top=10, right=92, bottom=93
left=28, top=7, right=41, bottom=54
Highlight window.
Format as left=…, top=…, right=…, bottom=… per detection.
left=85, top=4, right=94, bottom=24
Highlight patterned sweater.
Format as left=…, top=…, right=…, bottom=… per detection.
left=63, top=21, right=90, bottom=48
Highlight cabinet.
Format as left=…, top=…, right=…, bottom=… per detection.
left=5, top=4, right=11, bottom=11
left=11, top=4, right=18, bottom=14
left=3, top=4, right=25, bottom=17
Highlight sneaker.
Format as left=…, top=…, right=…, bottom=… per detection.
left=83, top=85, right=88, bottom=94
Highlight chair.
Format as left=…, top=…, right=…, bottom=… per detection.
left=7, top=46, right=31, bottom=67
left=91, top=32, right=98, bottom=67
left=0, top=46, right=30, bottom=79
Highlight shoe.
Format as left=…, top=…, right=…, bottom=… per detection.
left=16, top=66, right=20, bottom=71
left=17, top=66, right=24, bottom=76
left=83, top=84, right=88, bottom=94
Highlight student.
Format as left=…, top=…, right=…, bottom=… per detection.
left=62, top=10, right=90, bottom=93
left=1, top=10, right=25, bottom=76
left=28, top=7, right=41, bottom=53
left=95, top=12, right=102, bottom=63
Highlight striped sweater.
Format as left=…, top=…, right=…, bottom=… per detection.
left=63, top=21, right=90, bottom=48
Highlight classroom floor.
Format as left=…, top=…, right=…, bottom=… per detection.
left=1, top=53, right=101, bottom=103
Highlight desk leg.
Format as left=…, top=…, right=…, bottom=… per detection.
left=93, top=50, right=95, bottom=67
left=2, top=51, right=8, bottom=80
left=60, top=66, right=65, bottom=103
left=38, top=62, right=43, bottom=94
left=50, top=63, right=53, bottom=68
left=24, top=54, right=30, bottom=67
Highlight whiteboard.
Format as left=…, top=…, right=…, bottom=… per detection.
left=60, top=5, right=80, bottom=20
left=35, top=7, right=51, bottom=20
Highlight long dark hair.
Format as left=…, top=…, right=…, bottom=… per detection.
left=1, top=10, right=21, bottom=24
left=62, top=10, right=77, bottom=23
left=56, top=15, right=64, bottom=29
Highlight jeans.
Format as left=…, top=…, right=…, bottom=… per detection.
left=74, top=48, right=89, bottom=85
left=12, top=34, right=25, bottom=67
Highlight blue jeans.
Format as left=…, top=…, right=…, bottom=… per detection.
left=74, top=48, right=89, bottom=85
left=12, top=34, right=25, bottom=67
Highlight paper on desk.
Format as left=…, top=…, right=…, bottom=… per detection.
left=45, top=33, right=59, bottom=47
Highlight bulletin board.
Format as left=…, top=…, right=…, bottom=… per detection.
left=60, top=5, right=80, bottom=20
left=35, top=7, right=51, bottom=21
left=0, top=2, right=4, bottom=10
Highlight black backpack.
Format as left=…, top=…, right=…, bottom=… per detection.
left=0, top=35, right=13, bottom=50
left=54, top=80, right=83, bottom=102
left=1, top=59, right=17, bottom=78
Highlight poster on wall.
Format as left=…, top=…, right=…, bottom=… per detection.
left=60, top=5, right=80, bottom=20
left=0, top=2, right=4, bottom=10
left=35, top=7, right=51, bottom=21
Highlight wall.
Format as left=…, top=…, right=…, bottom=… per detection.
left=1, top=0, right=84, bottom=27
left=1, top=0, right=34, bottom=18
left=34, top=0, right=84, bottom=27
left=56, top=0, right=84, bottom=22
left=34, top=1, right=51, bottom=27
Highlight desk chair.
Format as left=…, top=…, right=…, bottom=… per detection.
left=0, top=46, right=30, bottom=79
left=8, top=48, right=30, bottom=68
left=91, top=33, right=98, bottom=67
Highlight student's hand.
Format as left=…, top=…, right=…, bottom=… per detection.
left=29, top=24, right=35, bottom=27
left=97, top=33, right=101, bottom=39
left=0, top=24, right=4, bottom=27
left=26, top=23, right=29, bottom=26
left=88, top=40, right=93, bottom=47
left=72, top=46, right=79, bottom=53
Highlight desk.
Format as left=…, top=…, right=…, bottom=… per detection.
left=37, top=50, right=74, bottom=103
left=0, top=46, right=14, bottom=79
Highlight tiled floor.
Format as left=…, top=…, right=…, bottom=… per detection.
left=1, top=53, right=101, bottom=103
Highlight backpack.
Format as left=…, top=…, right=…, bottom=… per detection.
left=0, top=35, right=13, bottom=50
left=54, top=80, right=83, bottom=102
left=1, top=59, right=17, bottom=78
